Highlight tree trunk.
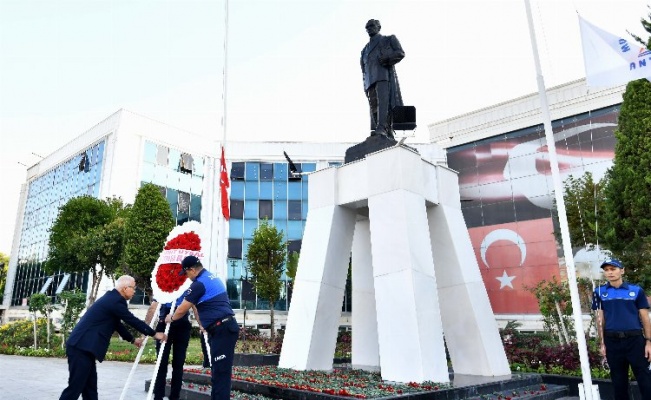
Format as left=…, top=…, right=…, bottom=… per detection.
left=269, top=300, right=275, bottom=341
left=555, top=300, right=570, bottom=344
left=45, top=311, right=51, bottom=349
left=32, top=313, right=38, bottom=349
left=89, top=268, right=102, bottom=306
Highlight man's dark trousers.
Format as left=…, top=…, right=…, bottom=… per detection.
left=153, top=320, right=191, bottom=400
left=208, top=318, right=239, bottom=400
left=605, top=335, right=651, bottom=400
left=59, top=345, right=98, bottom=400
left=366, top=81, right=390, bottom=133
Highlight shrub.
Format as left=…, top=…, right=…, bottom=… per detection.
left=0, top=319, right=61, bottom=349
left=500, top=325, right=602, bottom=374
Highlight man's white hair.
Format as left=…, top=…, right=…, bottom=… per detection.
left=116, top=275, right=135, bottom=290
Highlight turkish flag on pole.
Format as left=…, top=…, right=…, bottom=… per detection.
left=219, top=146, right=230, bottom=220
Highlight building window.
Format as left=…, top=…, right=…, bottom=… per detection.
left=154, top=184, right=166, bottom=198
left=288, top=200, right=301, bottom=220
left=231, top=162, right=245, bottom=180
left=179, top=153, right=194, bottom=174
left=228, top=239, right=243, bottom=259
left=78, top=152, right=90, bottom=173
left=178, top=191, right=191, bottom=214
left=231, top=200, right=244, bottom=219
left=288, top=240, right=302, bottom=254
left=259, top=200, right=273, bottom=219
left=156, top=145, right=169, bottom=166
left=260, top=163, right=273, bottom=180
left=288, top=162, right=302, bottom=180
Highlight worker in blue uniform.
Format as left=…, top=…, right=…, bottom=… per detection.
left=166, top=256, right=239, bottom=400
left=60, top=275, right=167, bottom=400
left=592, top=258, right=651, bottom=400
left=146, top=295, right=193, bottom=400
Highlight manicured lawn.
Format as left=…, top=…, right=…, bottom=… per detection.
left=105, top=336, right=206, bottom=364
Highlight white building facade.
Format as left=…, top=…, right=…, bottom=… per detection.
left=2, top=78, right=627, bottom=331
left=429, top=79, right=626, bottom=328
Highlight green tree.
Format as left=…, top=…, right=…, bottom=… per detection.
left=628, top=5, right=651, bottom=49
left=0, top=252, right=9, bottom=300
left=45, top=196, right=129, bottom=305
left=527, top=277, right=575, bottom=345
left=557, top=172, right=607, bottom=248
left=285, top=251, right=299, bottom=306
left=123, top=183, right=175, bottom=299
left=602, top=9, right=651, bottom=289
left=28, top=293, right=55, bottom=348
left=600, top=10, right=651, bottom=289
left=58, top=289, right=87, bottom=346
left=246, top=220, right=286, bottom=340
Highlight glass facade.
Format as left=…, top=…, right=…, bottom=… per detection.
left=227, top=161, right=316, bottom=311
left=447, top=105, right=619, bottom=313
left=141, top=141, right=205, bottom=226
left=11, top=140, right=106, bottom=306
left=134, top=140, right=206, bottom=304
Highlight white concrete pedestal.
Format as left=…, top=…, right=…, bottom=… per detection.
left=279, top=146, right=510, bottom=383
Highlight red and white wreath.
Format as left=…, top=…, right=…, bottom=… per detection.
left=150, top=220, right=207, bottom=303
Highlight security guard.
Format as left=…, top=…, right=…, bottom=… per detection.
left=166, top=256, right=239, bottom=400
left=146, top=295, right=192, bottom=400
left=592, top=258, right=651, bottom=400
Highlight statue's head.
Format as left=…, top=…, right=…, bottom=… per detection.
left=365, top=19, right=381, bottom=37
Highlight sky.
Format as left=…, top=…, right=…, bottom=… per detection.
left=0, top=0, right=649, bottom=255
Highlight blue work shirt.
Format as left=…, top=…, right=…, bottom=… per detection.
left=592, top=281, right=649, bottom=331
left=183, top=269, right=233, bottom=327
left=156, top=295, right=188, bottom=322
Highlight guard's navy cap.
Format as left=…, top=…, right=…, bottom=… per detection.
left=600, top=258, right=623, bottom=269
left=179, top=255, right=200, bottom=275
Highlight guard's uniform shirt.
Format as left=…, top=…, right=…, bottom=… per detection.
left=183, top=269, right=233, bottom=327
left=591, top=281, right=649, bottom=331
left=183, top=268, right=238, bottom=400
left=157, top=295, right=189, bottom=323
left=592, top=281, right=651, bottom=400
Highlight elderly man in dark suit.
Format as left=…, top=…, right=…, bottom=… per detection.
left=59, top=275, right=167, bottom=400
left=361, top=19, right=405, bottom=139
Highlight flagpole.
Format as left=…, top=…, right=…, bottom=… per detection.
left=219, top=0, right=230, bottom=280
left=210, top=0, right=230, bottom=280
left=523, top=1, right=597, bottom=399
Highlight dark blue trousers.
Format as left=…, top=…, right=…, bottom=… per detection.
left=200, top=329, right=211, bottom=368
left=605, top=335, right=651, bottom=400
left=59, top=345, right=98, bottom=400
left=153, top=320, right=191, bottom=400
left=208, top=317, right=239, bottom=400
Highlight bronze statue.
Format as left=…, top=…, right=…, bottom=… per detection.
left=360, top=19, right=404, bottom=139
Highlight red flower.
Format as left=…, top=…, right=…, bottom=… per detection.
left=156, top=231, right=202, bottom=293
left=164, top=232, right=201, bottom=251
left=156, top=264, right=186, bottom=293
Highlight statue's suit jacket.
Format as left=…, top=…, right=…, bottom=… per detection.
left=66, top=288, right=155, bottom=362
left=361, top=34, right=405, bottom=91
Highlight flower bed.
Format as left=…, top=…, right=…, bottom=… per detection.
left=186, top=366, right=447, bottom=399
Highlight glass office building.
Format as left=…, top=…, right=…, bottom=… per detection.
left=226, top=161, right=316, bottom=311
left=10, top=140, right=106, bottom=306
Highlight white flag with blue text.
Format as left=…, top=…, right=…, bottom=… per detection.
left=579, top=15, right=651, bottom=87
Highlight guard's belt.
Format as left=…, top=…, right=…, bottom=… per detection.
left=206, top=315, right=234, bottom=334
left=604, top=330, right=643, bottom=338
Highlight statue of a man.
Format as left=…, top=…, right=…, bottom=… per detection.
left=360, top=19, right=404, bottom=139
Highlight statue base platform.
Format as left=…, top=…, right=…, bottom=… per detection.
left=344, top=134, right=418, bottom=163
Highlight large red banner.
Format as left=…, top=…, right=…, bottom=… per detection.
left=468, top=218, right=561, bottom=313
left=449, top=106, right=619, bottom=314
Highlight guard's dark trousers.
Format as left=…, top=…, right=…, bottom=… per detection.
left=605, top=335, right=651, bottom=400
left=208, top=317, right=239, bottom=400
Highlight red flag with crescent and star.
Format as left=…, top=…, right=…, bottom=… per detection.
left=220, top=146, right=230, bottom=220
